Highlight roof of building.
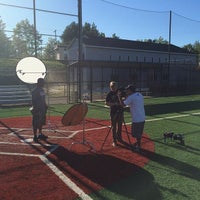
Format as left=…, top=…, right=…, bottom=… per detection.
left=82, top=37, right=190, bottom=54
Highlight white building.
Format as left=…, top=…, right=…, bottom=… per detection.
left=55, top=37, right=199, bottom=101
left=56, top=37, right=197, bottom=64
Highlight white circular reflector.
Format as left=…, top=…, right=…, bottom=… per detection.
left=16, top=57, right=46, bottom=84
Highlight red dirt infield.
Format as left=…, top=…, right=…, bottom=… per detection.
left=0, top=116, right=154, bottom=200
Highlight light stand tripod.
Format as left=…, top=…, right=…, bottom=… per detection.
left=68, top=98, right=96, bottom=153
left=101, top=109, right=131, bottom=151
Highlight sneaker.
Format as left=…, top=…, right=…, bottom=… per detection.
left=131, top=143, right=140, bottom=152
left=112, top=141, right=117, bottom=147
left=135, top=146, right=140, bottom=152
left=33, top=135, right=38, bottom=143
left=38, top=133, right=48, bottom=140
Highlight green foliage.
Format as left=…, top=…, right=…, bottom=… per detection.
left=42, top=59, right=65, bottom=69
left=43, top=38, right=58, bottom=60
left=12, top=19, right=42, bottom=57
left=183, top=43, right=197, bottom=53
left=61, top=21, right=105, bottom=44
left=61, top=22, right=79, bottom=44
left=0, top=17, right=12, bottom=57
left=112, top=33, right=120, bottom=39
left=139, top=36, right=168, bottom=44
left=82, top=22, right=105, bottom=38
left=183, top=41, right=200, bottom=62
left=193, top=41, right=200, bottom=53
left=0, top=58, right=18, bottom=69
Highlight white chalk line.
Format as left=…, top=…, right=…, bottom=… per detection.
left=122, top=112, right=200, bottom=125
left=145, top=112, right=200, bottom=122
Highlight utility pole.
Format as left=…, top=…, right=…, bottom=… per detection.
left=78, top=0, right=82, bottom=102
left=54, top=29, right=57, bottom=41
left=168, top=10, right=172, bottom=87
left=33, top=0, right=37, bottom=57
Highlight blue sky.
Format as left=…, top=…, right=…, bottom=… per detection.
left=0, top=0, right=200, bottom=47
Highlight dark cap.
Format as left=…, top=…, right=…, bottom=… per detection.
left=125, top=84, right=135, bottom=92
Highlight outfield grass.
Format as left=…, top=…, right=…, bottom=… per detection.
left=1, top=95, right=200, bottom=200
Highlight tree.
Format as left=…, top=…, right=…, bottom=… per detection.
left=61, top=21, right=105, bottom=44
left=12, top=19, right=42, bottom=57
left=112, top=33, right=120, bottom=39
left=0, top=17, right=12, bottom=58
left=191, top=41, right=200, bottom=64
left=183, top=41, right=200, bottom=58
left=183, top=43, right=197, bottom=53
left=61, top=22, right=78, bottom=44
left=82, top=22, right=105, bottom=38
left=183, top=41, right=200, bottom=68
left=138, top=36, right=168, bottom=44
left=43, top=37, right=58, bottom=60
left=154, top=36, right=168, bottom=44
left=193, top=41, right=200, bottom=55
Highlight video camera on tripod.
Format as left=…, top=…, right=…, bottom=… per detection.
left=117, top=87, right=127, bottom=98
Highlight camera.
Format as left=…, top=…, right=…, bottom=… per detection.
left=117, top=87, right=127, bottom=98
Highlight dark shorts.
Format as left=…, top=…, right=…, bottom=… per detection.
left=32, top=111, right=46, bottom=129
left=131, top=121, right=145, bottom=139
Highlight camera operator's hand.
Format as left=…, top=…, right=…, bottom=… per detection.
left=117, top=90, right=126, bottom=107
left=117, top=90, right=121, bottom=97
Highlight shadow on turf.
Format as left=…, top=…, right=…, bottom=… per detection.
left=50, top=146, right=162, bottom=200
left=140, top=149, right=200, bottom=182
left=164, top=140, right=200, bottom=156
left=145, top=100, right=200, bottom=115
left=148, top=129, right=200, bottom=157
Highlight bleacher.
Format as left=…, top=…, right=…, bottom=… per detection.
left=0, top=85, right=32, bottom=106
left=136, top=88, right=151, bottom=96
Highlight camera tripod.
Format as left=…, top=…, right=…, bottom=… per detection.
left=101, top=111, right=131, bottom=151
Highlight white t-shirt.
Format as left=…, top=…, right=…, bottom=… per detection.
left=123, top=92, right=145, bottom=123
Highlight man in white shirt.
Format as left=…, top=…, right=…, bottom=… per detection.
left=118, top=85, right=145, bottom=151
